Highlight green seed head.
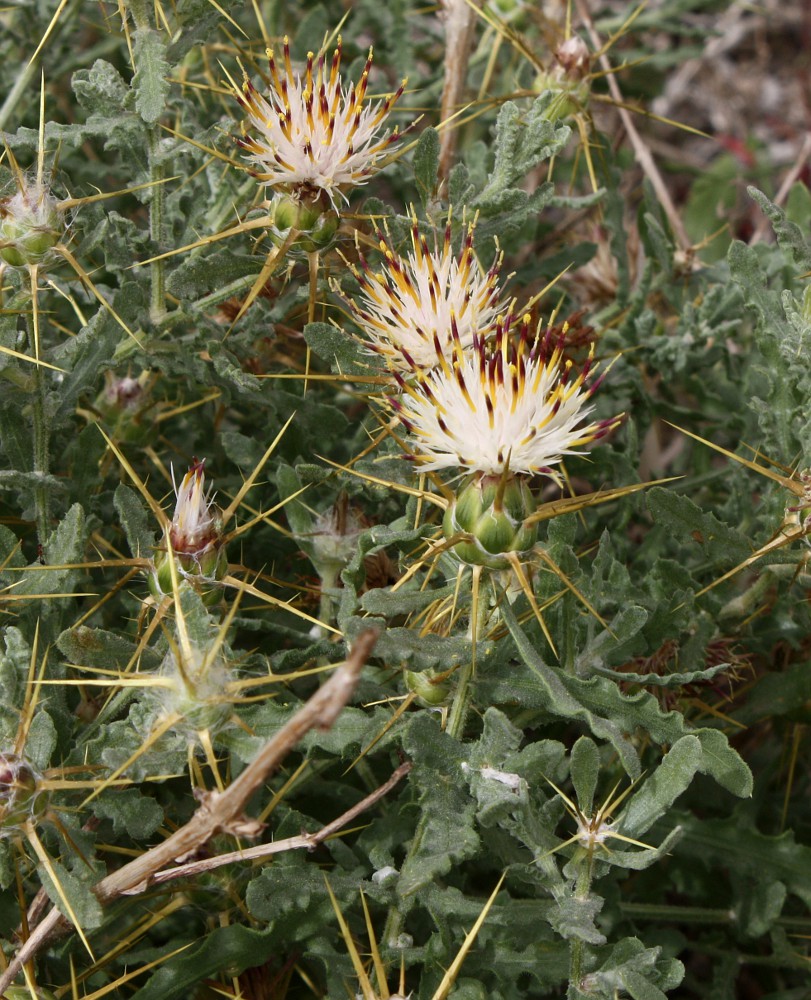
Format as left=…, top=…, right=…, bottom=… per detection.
left=269, top=191, right=340, bottom=255
left=444, top=473, right=537, bottom=569
left=404, top=668, right=451, bottom=707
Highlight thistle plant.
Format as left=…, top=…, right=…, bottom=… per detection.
left=0, top=2, right=809, bottom=998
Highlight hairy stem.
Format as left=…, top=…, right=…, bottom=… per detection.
left=567, top=853, right=595, bottom=998
left=147, top=127, right=167, bottom=323
left=27, top=312, right=50, bottom=546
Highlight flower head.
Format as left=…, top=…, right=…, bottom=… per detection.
left=168, top=460, right=219, bottom=555
left=0, top=177, right=66, bottom=269
left=392, top=310, right=621, bottom=478
left=336, top=212, right=505, bottom=370
left=233, top=35, right=406, bottom=202
left=150, top=460, right=228, bottom=605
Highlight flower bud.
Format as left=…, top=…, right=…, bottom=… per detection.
left=533, top=37, right=592, bottom=121
left=0, top=752, right=44, bottom=835
left=94, top=371, right=153, bottom=444
left=150, top=461, right=228, bottom=606
left=306, top=496, right=366, bottom=584
left=268, top=191, right=340, bottom=255
left=443, top=473, right=537, bottom=569
left=555, top=36, right=591, bottom=82
left=404, top=667, right=451, bottom=707
left=0, top=182, right=65, bottom=268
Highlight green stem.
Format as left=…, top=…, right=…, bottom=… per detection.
left=567, top=853, right=594, bottom=999
left=147, top=128, right=166, bottom=324
left=125, top=0, right=166, bottom=324
left=383, top=567, right=486, bottom=948
left=619, top=901, right=811, bottom=931
left=446, top=565, right=485, bottom=740
left=126, top=0, right=150, bottom=28
left=27, top=317, right=50, bottom=546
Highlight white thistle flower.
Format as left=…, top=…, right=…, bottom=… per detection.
left=392, top=311, right=621, bottom=478
left=335, top=212, right=505, bottom=370
left=233, top=35, right=406, bottom=201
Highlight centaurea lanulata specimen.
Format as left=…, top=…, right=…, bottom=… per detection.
left=336, top=212, right=505, bottom=370
left=232, top=35, right=406, bottom=204
left=391, top=310, right=620, bottom=477
left=0, top=3, right=793, bottom=998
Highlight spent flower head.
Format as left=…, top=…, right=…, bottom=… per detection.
left=335, top=211, right=505, bottom=370
left=391, top=309, right=621, bottom=478
left=232, top=35, right=406, bottom=204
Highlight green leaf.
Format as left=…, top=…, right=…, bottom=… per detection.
left=621, top=736, right=702, bottom=837
left=748, top=186, right=811, bottom=271
left=130, top=924, right=279, bottom=1000
left=477, top=96, right=570, bottom=207
left=397, top=713, right=480, bottom=899
left=133, top=27, right=169, bottom=124
left=114, top=483, right=156, bottom=560
left=302, top=321, right=369, bottom=373
left=547, top=894, right=606, bottom=945
left=38, top=858, right=103, bottom=931
left=570, top=736, right=600, bottom=816
left=91, top=788, right=163, bottom=839
left=497, top=601, right=752, bottom=796
left=501, top=599, right=641, bottom=779
left=72, top=59, right=129, bottom=117
left=25, top=711, right=57, bottom=770
left=274, top=463, right=313, bottom=540
left=646, top=488, right=750, bottom=567
left=413, top=126, right=440, bottom=204
left=57, top=625, right=160, bottom=672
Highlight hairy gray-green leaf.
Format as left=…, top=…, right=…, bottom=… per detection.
left=133, top=27, right=170, bottom=124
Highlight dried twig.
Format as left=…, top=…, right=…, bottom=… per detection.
left=575, top=0, right=692, bottom=252
left=0, top=631, right=378, bottom=993
left=147, top=761, right=412, bottom=886
left=438, top=0, right=480, bottom=181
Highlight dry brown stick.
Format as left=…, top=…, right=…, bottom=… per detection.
left=438, top=0, right=480, bottom=181
left=146, top=761, right=412, bottom=886
left=0, top=631, right=377, bottom=993
left=575, top=0, right=692, bottom=253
